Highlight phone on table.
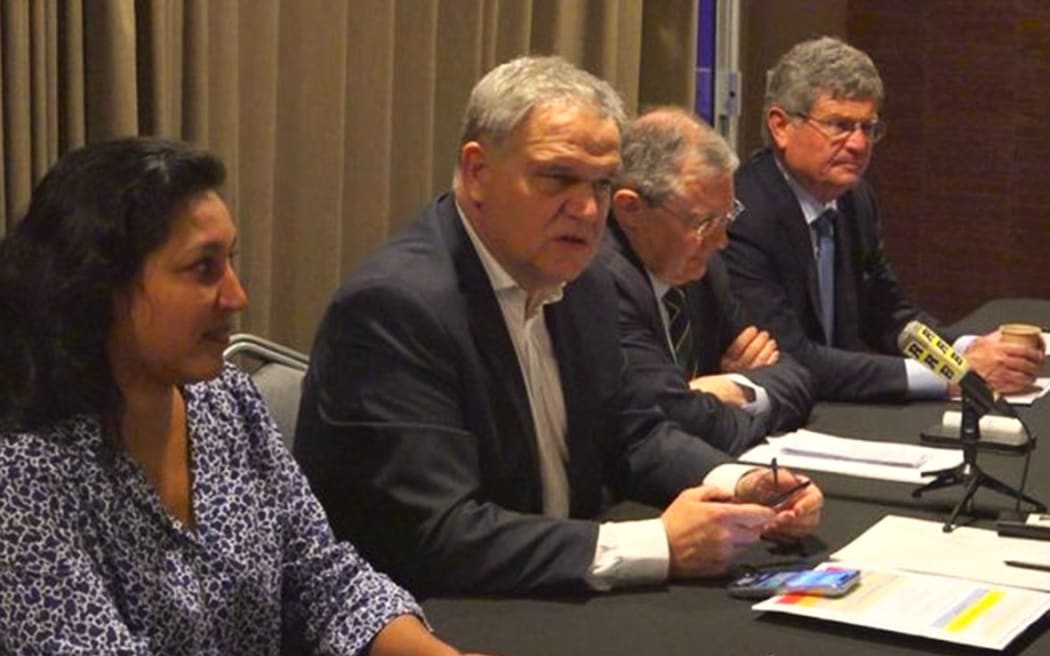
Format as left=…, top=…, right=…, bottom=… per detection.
left=728, top=567, right=861, bottom=599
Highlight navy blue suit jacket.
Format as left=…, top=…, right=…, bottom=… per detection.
left=727, top=149, right=949, bottom=401
left=598, top=219, right=813, bottom=454
left=294, top=193, right=730, bottom=596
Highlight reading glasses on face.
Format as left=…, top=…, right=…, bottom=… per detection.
left=792, top=112, right=887, bottom=144
left=657, top=197, right=745, bottom=237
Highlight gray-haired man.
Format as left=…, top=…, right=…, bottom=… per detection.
left=726, top=36, right=1044, bottom=402
left=599, top=106, right=815, bottom=455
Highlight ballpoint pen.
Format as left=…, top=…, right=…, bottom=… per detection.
left=1004, top=560, right=1050, bottom=573
left=767, top=480, right=812, bottom=510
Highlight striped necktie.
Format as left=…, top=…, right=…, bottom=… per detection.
left=662, top=286, right=697, bottom=379
left=813, top=209, right=837, bottom=345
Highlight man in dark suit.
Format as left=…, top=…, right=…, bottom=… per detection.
left=726, top=36, right=1044, bottom=402
left=598, top=107, right=814, bottom=455
left=294, top=56, right=823, bottom=597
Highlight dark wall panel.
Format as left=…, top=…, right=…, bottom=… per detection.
left=848, top=0, right=1050, bottom=322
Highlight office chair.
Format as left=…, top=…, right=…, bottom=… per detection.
left=223, top=333, right=309, bottom=451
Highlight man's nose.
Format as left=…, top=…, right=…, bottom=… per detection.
left=843, top=125, right=873, bottom=152
left=566, top=182, right=606, bottom=223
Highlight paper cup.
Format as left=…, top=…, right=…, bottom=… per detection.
left=1000, top=323, right=1042, bottom=348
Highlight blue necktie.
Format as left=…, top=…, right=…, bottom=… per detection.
left=663, top=286, right=697, bottom=379
left=813, top=209, right=837, bottom=345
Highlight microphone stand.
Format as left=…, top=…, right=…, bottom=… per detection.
left=912, top=392, right=1045, bottom=532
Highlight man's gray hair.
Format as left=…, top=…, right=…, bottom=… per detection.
left=459, top=55, right=628, bottom=148
left=615, top=106, right=738, bottom=206
left=763, top=36, right=884, bottom=143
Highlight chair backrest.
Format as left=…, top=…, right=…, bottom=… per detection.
left=223, top=333, right=309, bottom=451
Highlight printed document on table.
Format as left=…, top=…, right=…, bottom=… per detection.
left=1002, top=377, right=1050, bottom=406
left=737, top=429, right=963, bottom=483
left=831, top=515, right=1050, bottom=592
left=752, top=563, right=1050, bottom=651
left=948, top=376, right=1050, bottom=406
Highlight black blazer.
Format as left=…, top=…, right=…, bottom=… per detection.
left=598, top=220, right=814, bottom=454
left=294, top=193, right=730, bottom=596
left=726, top=149, right=949, bottom=401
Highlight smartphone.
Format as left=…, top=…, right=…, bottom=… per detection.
left=728, top=567, right=861, bottom=599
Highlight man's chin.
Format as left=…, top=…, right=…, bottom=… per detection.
left=831, top=167, right=865, bottom=186
left=664, top=265, right=707, bottom=287
left=546, top=253, right=597, bottom=284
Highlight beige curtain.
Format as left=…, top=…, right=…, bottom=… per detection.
left=1, top=0, right=698, bottom=350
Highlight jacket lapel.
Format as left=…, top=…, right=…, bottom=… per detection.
left=685, top=274, right=719, bottom=374
left=442, top=198, right=544, bottom=510
left=606, top=221, right=674, bottom=361
left=545, top=281, right=603, bottom=518
left=832, top=193, right=861, bottom=348
left=757, top=152, right=827, bottom=342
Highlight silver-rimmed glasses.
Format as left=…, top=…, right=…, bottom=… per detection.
left=792, top=113, right=887, bottom=144
left=679, top=198, right=745, bottom=237
left=655, top=197, right=747, bottom=238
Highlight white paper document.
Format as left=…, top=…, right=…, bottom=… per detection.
left=753, top=563, right=1050, bottom=651
left=737, top=429, right=964, bottom=483
left=831, top=515, right=1050, bottom=592
left=1002, top=377, right=1050, bottom=406
left=949, top=376, right=1050, bottom=406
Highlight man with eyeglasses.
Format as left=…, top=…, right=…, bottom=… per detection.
left=598, top=107, right=814, bottom=454
left=725, top=36, right=1044, bottom=402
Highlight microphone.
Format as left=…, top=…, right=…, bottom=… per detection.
left=897, top=320, right=1017, bottom=418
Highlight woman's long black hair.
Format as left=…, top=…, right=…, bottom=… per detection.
left=0, top=137, right=226, bottom=439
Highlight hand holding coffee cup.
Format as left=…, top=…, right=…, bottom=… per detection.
left=962, top=323, right=1045, bottom=394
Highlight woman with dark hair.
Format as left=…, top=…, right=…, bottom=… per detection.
left=0, top=137, right=463, bottom=655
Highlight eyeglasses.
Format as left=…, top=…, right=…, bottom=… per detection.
left=659, top=197, right=745, bottom=237
left=792, top=113, right=887, bottom=144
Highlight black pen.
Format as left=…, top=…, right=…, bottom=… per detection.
left=767, top=480, right=811, bottom=510
left=771, top=457, right=779, bottom=487
left=1004, top=560, right=1050, bottom=573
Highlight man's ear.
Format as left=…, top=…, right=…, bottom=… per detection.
left=459, top=141, right=491, bottom=205
left=611, top=188, right=645, bottom=229
left=767, top=107, right=793, bottom=150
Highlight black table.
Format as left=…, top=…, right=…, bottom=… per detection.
left=423, top=299, right=1050, bottom=655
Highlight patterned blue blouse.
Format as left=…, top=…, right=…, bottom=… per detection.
left=0, top=363, right=421, bottom=654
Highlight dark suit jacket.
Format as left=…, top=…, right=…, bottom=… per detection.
left=294, top=193, right=731, bottom=597
left=727, top=149, right=949, bottom=401
left=598, top=219, right=814, bottom=453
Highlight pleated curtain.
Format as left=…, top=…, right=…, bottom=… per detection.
left=0, top=0, right=698, bottom=349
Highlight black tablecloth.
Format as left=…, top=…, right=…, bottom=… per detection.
left=422, top=298, right=1050, bottom=655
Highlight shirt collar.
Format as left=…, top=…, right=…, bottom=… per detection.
left=648, top=270, right=672, bottom=300
left=456, top=201, right=565, bottom=316
left=773, top=155, right=838, bottom=227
